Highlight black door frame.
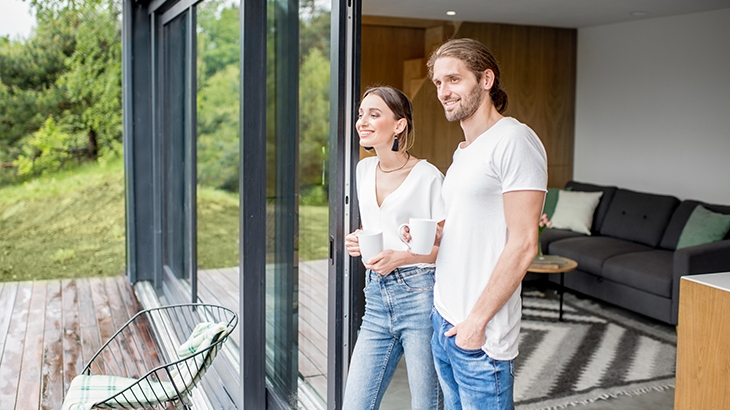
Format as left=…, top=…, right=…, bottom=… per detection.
left=327, top=0, right=363, bottom=408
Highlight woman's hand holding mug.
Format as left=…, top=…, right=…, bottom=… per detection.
left=345, top=229, right=361, bottom=257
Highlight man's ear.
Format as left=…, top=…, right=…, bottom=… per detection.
left=482, top=69, right=495, bottom=91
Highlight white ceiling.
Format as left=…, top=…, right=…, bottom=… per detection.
left=362, top=0, right=730, bottom=28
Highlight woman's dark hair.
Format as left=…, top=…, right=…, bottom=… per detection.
left=426, top=38, right=509, bottom=114
left=361, top=86, right=415, bottom=152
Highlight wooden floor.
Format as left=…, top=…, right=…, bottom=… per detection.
left=197, top=259, right=329, bottom=401
left=0, top=276, right=157, bottom=409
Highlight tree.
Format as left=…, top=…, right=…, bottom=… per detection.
left=57, top=2, right=122, bottom=162
left=298, top=47, right=329, bottom=192
left=0, top=13, right=76, bottom=172
left=0, top=0, right=122, bottom=182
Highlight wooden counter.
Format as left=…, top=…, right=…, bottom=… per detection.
left=674, top=272, right=730, bottom=410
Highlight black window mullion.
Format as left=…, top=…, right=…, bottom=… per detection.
left=239, top=0, right=268, bottom=408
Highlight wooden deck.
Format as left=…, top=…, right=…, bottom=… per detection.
left=0, top=276, right=158, bottom=409
left=197, top=259, right=329, bottom=401
left=0, top=262, right=328, bottom=409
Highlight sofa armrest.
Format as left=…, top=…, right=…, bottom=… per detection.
left=670, top=239, right=730, bottom=324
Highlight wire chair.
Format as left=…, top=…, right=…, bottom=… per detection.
left=62, top=303, right=238, bottom=410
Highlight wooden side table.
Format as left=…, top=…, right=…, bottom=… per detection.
left=526, top=255, right=578, bottom=321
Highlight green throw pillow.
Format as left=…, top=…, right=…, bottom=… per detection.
left=542, top=188, right=560, bottom=220
left=676, top=205, right=730, bottom=249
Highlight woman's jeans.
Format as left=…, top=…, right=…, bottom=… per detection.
left=431, top=309, right=514, bottom=410
left=342, top=267, right=441, bottom=410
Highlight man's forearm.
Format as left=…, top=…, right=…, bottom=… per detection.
left=466, top=238, right=536, bottom=330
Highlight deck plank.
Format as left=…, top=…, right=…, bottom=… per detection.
left=104, top=277, right=140, bottom=377
left=0, top=277, right=165, bottom=409
left=16, top=281, right=48, bottom=410
left=76, top=278, right=101, bottom=369
left=89, top=277, right=123, bottom=375
left=0, top=281, right=32, bottom=407
left=0, top=281, right=19, bottom=362
left=116, top=276, right=163, bottom=372
left=40, top=281, right=64, bottom=410
left=61, top=279, right=83, bottom=391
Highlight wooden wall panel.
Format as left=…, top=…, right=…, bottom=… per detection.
left=360, top=25, right=425, bottom=92
left=410, top=81, right=462, bottom=173
left=361, top=18, right=577, bottom=188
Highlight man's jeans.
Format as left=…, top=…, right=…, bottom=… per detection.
left=431, top=308, right=514, bottom=410
left=343, top=267, right=441, bottom=410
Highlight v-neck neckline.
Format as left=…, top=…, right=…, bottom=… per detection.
left=374, top=159, right=422, bottom=208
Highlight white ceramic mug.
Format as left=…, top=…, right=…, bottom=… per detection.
left=357, top=229, right=383, bottom=263
left=398, top=218, right=437, bottom=255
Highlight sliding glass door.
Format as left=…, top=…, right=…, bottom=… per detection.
left=156, top=3, right=198, bottom=303
left=124, top=0, right=362, bottom=407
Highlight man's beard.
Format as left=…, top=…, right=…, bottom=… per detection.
left=444, top=84, right=483, bottom=122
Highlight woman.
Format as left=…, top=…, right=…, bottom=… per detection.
left=343, top=86, right=444, bottom=410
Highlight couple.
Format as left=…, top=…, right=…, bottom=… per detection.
left=343, top=38, right=548, bottom=410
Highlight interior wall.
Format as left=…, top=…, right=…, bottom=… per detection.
left=364, top=20, right=577, bottom=188
left=360, top=23, right=425, bottom=92
left=575, top=8, right=730, bottom=204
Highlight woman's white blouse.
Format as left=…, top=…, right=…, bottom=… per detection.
left=356, top=157, right=445, bottom=266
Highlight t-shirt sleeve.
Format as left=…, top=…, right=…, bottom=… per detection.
left=493, top=126, right=548, bottom=193
left=428, top=168, right=446, bottom=222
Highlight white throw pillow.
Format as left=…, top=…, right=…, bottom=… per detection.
left=550, top=190, right=603, bottom=235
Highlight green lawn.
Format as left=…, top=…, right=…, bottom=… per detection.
left=0, top=161, right=329, bottom=282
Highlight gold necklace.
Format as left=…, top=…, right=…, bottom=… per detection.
left=377, top=153, right=411, bottom=173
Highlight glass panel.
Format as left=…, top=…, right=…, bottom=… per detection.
left=161, top=11, right=189, bottom=281
left=264, top=0, right=333, bottom=406
left=193, top=0, right=241, bottom=337
left=265, top=0, right=299, bottom=403
left=298, top=0, right=331, bottom=405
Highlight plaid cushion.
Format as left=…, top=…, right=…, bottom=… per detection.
left=61, top=374, right=182, bottom=410
left=170, top=322, right=228, bottom=390
left=177, top=322, right=225, bottom=358
left=62, top=322, right=228, bottom=410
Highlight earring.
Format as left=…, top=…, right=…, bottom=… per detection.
left=391, top=135, right=399, bottom=151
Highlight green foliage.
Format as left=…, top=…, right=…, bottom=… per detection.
left=195, top=0, right=241, bottom=192
left=58, top=3, right=123, bottom=162
left=0, top=15, right=75, bottom=167
left=197, top=0, right=240, bottom=81
left=15, top=116, right=82, bottom=175
left=197, top=64, right=240, bottom=191
left=0, top=0, right=122, bottom=184
left=299, top=47, right=330, bottom=192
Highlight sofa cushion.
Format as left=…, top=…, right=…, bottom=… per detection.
left=660, top=200, right=730, bottom=250
left=565, top=181, right=618, bottom=234
left=601, top=250, right=674, bottom=298
left=542, top=187, right=560, bottom=219
left=549, top=236, right=652, bottom=275
left=550, top=190, right=604, bottom=235
left=540, top=228, right=585, bottom=253
left=677, top=205, right=730, bottom=249
left=599, top=189, right=680, bottom=247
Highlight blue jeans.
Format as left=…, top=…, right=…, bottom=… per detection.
left=343, top=267, right=441, bottom=410
left=431, top=309, right=514, bottom=410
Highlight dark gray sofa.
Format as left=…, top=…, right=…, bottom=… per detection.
left=537, top=181, right=730, bottom=325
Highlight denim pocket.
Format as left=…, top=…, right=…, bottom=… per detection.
left=450, top=336, right=486, bottom=357
left=400, top=268, right=435, bottom=291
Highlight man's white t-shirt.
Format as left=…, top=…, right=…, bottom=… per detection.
left=357, top=157, right=445, bottom=266
left=434, top=117, right=547, bottom=360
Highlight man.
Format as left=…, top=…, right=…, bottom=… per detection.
left=427, top=38, right=548, bottom=409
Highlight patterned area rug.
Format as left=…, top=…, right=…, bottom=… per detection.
left=515, top=289, right=676, bottom=409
